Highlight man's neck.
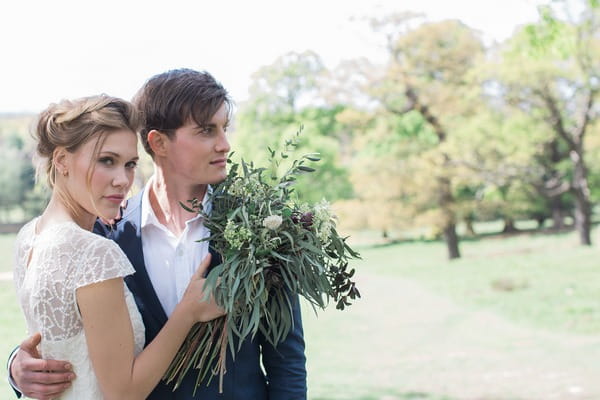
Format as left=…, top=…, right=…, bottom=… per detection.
left=148, top=169, right=207, bottom=237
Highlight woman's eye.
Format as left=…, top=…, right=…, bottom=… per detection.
left=99, top=157, right=114, bottom=166
left=126, top=161, right=138, bottom=169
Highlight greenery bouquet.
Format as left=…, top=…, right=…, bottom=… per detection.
left=163, top=129, right=361, bottom=393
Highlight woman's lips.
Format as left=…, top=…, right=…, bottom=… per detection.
left=105, top=195, right=125, bottom=204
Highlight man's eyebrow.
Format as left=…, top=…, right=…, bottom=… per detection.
left=191, top=123, right=211, bottom=129
left=193, top=121, right=229, bottom=130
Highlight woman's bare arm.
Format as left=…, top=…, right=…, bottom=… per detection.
left=77, top=254, right=222, bottom=400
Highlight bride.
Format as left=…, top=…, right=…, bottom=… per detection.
left=13, top=94, right=224, bottom=399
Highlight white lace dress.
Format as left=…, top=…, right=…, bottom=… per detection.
left=13, top=219, right=145, bottom=400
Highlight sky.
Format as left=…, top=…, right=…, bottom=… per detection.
left=0, top=0, right=546, bottom=113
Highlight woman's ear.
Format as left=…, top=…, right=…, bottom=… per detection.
left=147, top=129, right=169, bottom=157
left=53, top=147, right=70, bottom=177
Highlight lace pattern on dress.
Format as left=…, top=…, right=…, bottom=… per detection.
left=13, top=219, right=145, bottom=400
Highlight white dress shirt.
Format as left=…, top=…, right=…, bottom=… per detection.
left=140, top=178, right=211, bottom=317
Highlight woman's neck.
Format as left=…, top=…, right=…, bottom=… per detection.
left=38, top=194, right=96, bottom=232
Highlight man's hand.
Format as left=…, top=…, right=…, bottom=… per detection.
left=10, top=333, right=75, bottom=400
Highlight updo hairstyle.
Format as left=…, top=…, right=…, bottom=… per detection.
left=35, top=94, right=142, bottom=188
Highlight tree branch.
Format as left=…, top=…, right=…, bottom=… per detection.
left=535, top=86, right=577, bottom=149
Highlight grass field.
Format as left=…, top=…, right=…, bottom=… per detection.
left=360, top=227, right=600, bottom=335
left=1, top=226, right=599, bottom=399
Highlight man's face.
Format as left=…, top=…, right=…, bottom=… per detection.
left=163, top=102, right=230, bottom=185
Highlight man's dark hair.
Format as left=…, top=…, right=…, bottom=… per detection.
left=133, top=68, right=232, bottom=157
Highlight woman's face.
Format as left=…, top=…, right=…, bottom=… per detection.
left=64, top=129, right=139, bottom=221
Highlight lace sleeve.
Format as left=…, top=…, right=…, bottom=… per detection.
left=74, top=236, right=134, bottom=289
left=13, top=219, right=35, bottom=292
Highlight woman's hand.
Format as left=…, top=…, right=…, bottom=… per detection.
left=179, top=254, right=226, bottom=322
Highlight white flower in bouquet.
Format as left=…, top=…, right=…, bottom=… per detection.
left=312, top=200, right=335, bottom=243
left=262, top=215, right=283, bottom=230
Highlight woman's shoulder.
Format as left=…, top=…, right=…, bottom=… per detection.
left=54, top=223, right=134, bottom=285
left=64, top=223, right=127, bottom=258
left=15, top=217, right=39, bottom=244
left=13, top=218, right=39, bottom=279
left=31, top=220, right=121, bottom=257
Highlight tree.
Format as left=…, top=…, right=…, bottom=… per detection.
left=233, top=52, right=353, bottom=205
left=363, top=16, right=486, bottom=259
left=0, top=133, right=37, bottom=220
left=490, top=0, right=600, bottom=245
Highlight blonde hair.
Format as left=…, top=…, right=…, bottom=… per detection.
left=35, top=94, right=142, bottom=219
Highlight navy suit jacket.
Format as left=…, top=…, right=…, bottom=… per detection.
left=94, top=191, right=307, bottom=400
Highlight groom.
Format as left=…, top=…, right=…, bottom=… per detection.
left=8, top=69, right=307, bottom=399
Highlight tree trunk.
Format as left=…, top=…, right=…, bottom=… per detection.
left=573, top=193, right=592, bottom=245
left=572, top=151, right=592, bottom=245
left=464, top=216, right=476, bottom=237
left=401, top=83, right=461, bottom=259
left=502, top=218, right=517, bottom=233
left=550, top=196, right=566, bottom=229
left=437, top=176, right=461, bottom=260
left=535, top=215, right=546, bottom=229
left=443, top=222, right=461, bottom=259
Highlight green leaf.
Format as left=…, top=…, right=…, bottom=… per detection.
left=303, top=153, right=321, bottom=162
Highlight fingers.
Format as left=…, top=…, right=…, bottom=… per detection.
left=12, top=338, right=75, bottom=400
left=19, top=332, right=42, bottom=358
left=21, top=372, right=74, bottom=398
left=192, top=253, right=212, bottom=280
left=23, top=368, right=74, bottom=383
left=23, top=357, right=74, bottom=374
left=22, top=381, right=73, bottom=400
left=198, top=301, right=226, bottom=322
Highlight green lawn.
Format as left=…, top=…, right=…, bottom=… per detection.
left=1, top=227, right=599, bottom=399
left=360, top=227, right=600, bottom=334
left=0, top=233, right=25, bottom=400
